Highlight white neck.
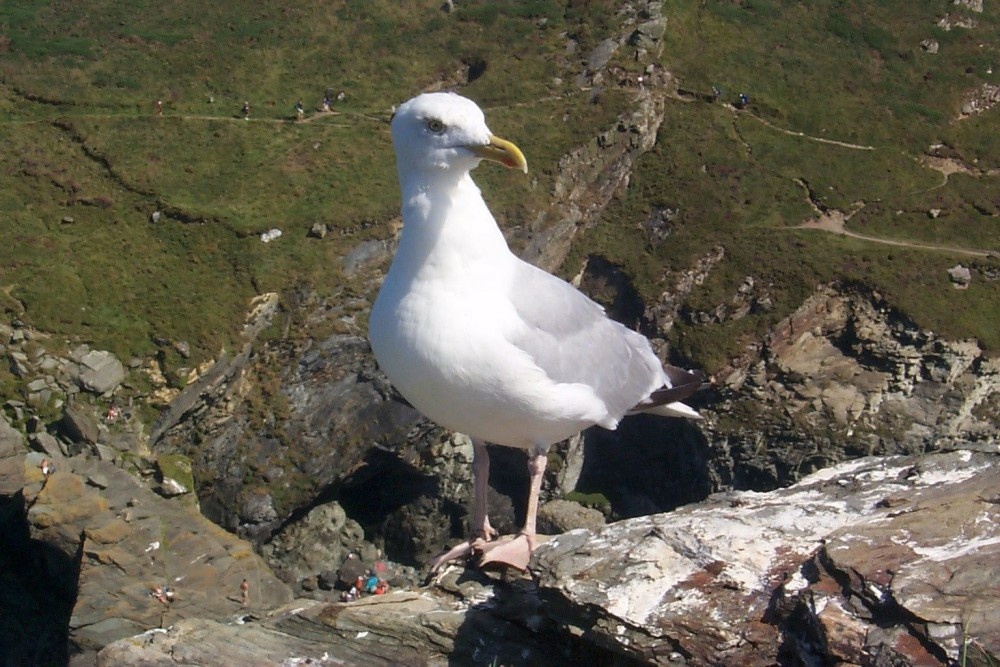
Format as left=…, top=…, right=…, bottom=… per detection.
left=390, top=169, right=512, bottom=282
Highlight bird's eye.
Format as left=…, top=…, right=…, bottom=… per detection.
left=426, top=119, right=445, bottom=134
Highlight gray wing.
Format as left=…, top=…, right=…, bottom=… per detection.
left=506, top=259, right=665, bottom=420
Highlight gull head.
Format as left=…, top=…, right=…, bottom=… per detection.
left=391, top=92, right=527, bottom=180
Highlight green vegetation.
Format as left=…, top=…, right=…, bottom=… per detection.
left=565, top=1, right=1000, bottom=369
left=563, top=490, right=611, bottom=512
left=156, top=452, right=195, bottom=491
left=0, top=0, right=998, bottom=388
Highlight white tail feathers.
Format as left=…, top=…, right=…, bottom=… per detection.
left=641, top=401, right=702, bottom=420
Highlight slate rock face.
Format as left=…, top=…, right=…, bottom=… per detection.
left=0, top=431, right=294, bottom=662
left=531, top=448, right=999, bottom=666
left=96, top=448, right=999, bottom=666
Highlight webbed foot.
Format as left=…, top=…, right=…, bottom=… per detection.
left=474, top=533, right=534, bottom=571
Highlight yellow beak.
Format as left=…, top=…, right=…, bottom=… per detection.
left=469, top=135, right=528, bottom=173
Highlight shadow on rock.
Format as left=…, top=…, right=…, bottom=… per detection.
left=576, top=416, right=713, bottom=518
left=0, top=490, right=82, bottom=667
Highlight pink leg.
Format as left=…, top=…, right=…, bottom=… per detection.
left=427, top=439, right=496, bottom=573
left=521, top=450, right=547, bottom=541
left=477, top=449, right=547, bottom=571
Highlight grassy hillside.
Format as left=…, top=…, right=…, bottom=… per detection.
left=569, top=0, right=1000, bottom=367
left=1, top=0, right=998, bottom=386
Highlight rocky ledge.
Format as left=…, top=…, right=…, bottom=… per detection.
left=0, top=417, right=292, bottom=665
left=94, top=447, right=998, bottom=666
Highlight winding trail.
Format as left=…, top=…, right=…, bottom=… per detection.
left=736, top=106, right=876, bottom=151
left=796, top=211, right=997, bottom=258
left=714, top=101, right=998, bottom=258
left=4, top=83, right=997, bottom=261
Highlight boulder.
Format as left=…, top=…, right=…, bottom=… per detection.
left=77, top=350, right=126, bottom=395
left=61, top=405, right=101, bottom=444
left=28, top=431, right=66, bottom=459
left=949, top=264, right=972, bottom=288
left=536, top=499, right=605, bottom=534
left=261, top=501, right=375, bottom=586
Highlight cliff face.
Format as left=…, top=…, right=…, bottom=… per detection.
left=698, top=285, right=1000, bottom=492
left=146, top=276, right=999, bottom=564
left=3, top=3, right=1000, bottom=664
left=140, top=0, right=1000, bottom=592
left=92, top=449, right=1000, bottom=667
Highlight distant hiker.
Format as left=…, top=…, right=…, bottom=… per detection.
left=240, top=578, right=250, bottom=606
left=322, top=94, right=331, bottom=112
left=374, top=580, right=388, bottom=595
left=295, top=100, right=305, bottom=120
left=40, top=458, right=53, bottom=476
left=242, top=101, right=251, bottom=120
left=155, top=100, right=163, bottom=116
left=736, top=92, right=749, bottom=109
left=152, top=585, right=170, bottom=605
left=712, top=86, right=722, bottom=102
left=372, top=550, right=387, bottom=575
left=364, top=571, right=379, bottom=594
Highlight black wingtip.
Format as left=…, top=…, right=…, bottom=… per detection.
left=639, top=367, right=709, bottom=409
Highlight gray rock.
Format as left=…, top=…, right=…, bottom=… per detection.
left=4, top=453, right=293, bottom=656
left=86, top=473, right=110, bottom=489
left=587, top=37, right=621, bottom=73
left=61, top=405, right=100, bottom=444
left=629, top=18, right=667, bottom=49
left=536, top=499, right=605, bottom=534
left=531, top=449, right=1000, bottom=665
left=75, top=617, right=148, bottom=652
left=157, top=477, right=188, bottom=497
left=240, top=491, right=278, bottom=524
left=949, top=264, right=972, bottom=287
left=173, top=340, right=191, bottom=359
left=262, top=501, right=373, bottom=585
left=955, top=0, right=983, bottom=12
left=341, top=239, right=389, bottom=276
left=8, top=351, right=30, bottom=377
left=4, top=400, right=25, bottom=422
left=93, top=443, right=117, bottom=462
left=77, top=350, right=126, bottom=395
left=26, top=377, right=50, bottom=392
left=0, top=416, right=26, bottom=495
left=29, top=432, right=65, bottom=459
left=96, top=450, right=999, bottom=666
left=332, top=552, right=367, bottom=589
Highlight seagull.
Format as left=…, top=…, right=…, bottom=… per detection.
left=369, top=92, right=707, bottom=572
